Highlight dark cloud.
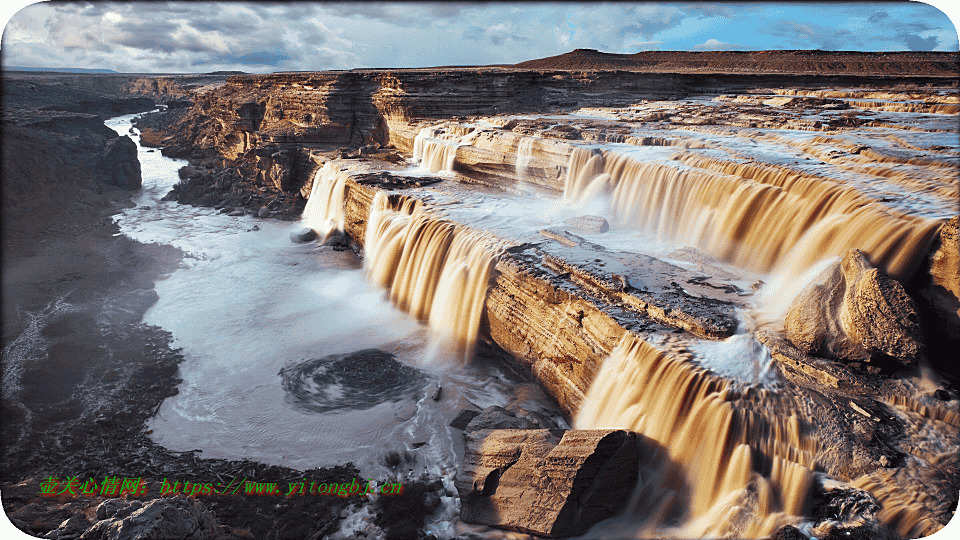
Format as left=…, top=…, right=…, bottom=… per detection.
left=868, top=11, right=890, bottom=23
left=902, top=33, right=939, bottom=50
left=617, top=11, right=683, bottom=39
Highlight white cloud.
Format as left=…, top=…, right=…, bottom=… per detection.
left=693, top=38, right=736, bottom=50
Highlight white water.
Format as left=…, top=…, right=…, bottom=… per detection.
left=104, top=114, right=559, bottom=479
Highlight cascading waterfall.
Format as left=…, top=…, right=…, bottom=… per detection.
left=412, top=125, right=478, bottom=173
left=515, top=137, right=537, bottom=182
left=576, top=333, right=819, bottom=539
left=563, top=147, right=942, bottom=283
left=364, top=192, right=499, bottom=360
left=301, top=161, right=349, bottom=239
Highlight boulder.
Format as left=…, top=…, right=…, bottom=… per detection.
left=784, top=249, right=923, bottom=366
left=79, top=496, right=218, bottom=540
left=456, top=429, right=638, bottom=537
left=290, top=227, right=318, bottom=243
left=463, top=405, right=537, bottom=433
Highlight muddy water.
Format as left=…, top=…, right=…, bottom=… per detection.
left=104, top=114, right=560, bottom=479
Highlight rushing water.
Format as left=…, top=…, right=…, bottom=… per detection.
left=104, top=114, right=560, bottom=481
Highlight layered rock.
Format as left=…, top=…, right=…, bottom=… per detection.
left=919, top=216, right=960, bottom=341
left=784, top=249, right=924, bottom=366
left=455, top=429, right=638, bottom=537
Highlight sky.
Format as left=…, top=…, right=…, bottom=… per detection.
left=1, top=1, right=958, bottom=73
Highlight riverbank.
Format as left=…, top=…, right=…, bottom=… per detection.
left=2, top=74, right=443, bottom=540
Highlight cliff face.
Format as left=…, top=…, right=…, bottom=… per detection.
left=1, top=76, right=155, bottom=243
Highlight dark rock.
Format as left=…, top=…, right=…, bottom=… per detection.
left=784, top=249, right=924, bottom=366
left=256, top=206, right=270, bottom=218
left=456, top=429, right=639, bottom=537
left=464, top=406, right=537, bottom=433
left=431, top=384, right=442, bottom=401
left=290, top=227, right=318, bottom=243
left=96, top=499, right=144, bottom=521
left=45, top=514, right=92, bottom=540
left=450, top=409, right=481, bottom=430
left=769, top=524, right=805, bottom=540
left=80, top=496, right=219, bottom=540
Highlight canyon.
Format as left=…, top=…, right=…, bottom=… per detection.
left=2, top=50, right=959, bottom=540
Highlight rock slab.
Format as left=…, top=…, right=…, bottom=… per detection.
left=456, top=429, right=638, bottom=537
left=784, top=249, right=923, bottom=366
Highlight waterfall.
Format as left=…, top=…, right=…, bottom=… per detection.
left=300, top=162, right=348, bottom=239
left=515, top=136, right=537, bottom=182
left=562, top=147, right=942, bottom=283
left=412, top=125, right=479, bottom=173
left=576, top=333, right=819, bottom=538
left=364, top=192, right=499, bottom=360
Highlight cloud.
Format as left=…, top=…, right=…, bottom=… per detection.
left=766, top=20, right=860, bottom=50
left=868, top=11, right=890, bottom=23
left=901, top=33, right=940, bottom=51
left=693, top=38, right=737, bottom=51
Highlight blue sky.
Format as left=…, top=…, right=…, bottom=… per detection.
left=1, top=2, right=957, bottom=73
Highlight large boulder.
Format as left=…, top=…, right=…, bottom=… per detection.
left=456, top=429, right=638, bottom=537
left=784, top=249, right=923, bottom=366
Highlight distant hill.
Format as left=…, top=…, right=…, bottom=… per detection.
left=4, top=66, right=119, bottom=74
left=512, top=49, right=959, bottom=77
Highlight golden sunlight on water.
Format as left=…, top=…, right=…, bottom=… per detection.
left=563, top=147, right=943, bottom=283
left=365, top=192, right=499, bottom=360
left=576, top=333, right=819, bottom=538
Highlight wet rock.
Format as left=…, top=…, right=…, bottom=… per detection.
left=456, top=429, right=638, bottom=537
left=289, top=227, right=318, bottom=243
left=256, top=206, right=270, bottom=218
left=784, top=249, right=923, bottom=366
left=563, top=215, right=609, bottom=234
left=80, top=496, right=218, bottom=540
left=463, top=405, right=537, bottom=433
left=450, top=409, right=481, bottom=430
left=769, top=524, right=805, bottom=540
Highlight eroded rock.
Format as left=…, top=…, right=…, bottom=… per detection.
left=919, top=216, right=960, bottom=340
left=456, top=428, right=638, bottom=537
left=784, top=249, right=923, bottom=366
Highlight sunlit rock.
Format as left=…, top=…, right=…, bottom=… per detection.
left=919, top=216, right=960, bottom=340
left=456, top=428, right=638, bottom=537
left=784, top=249, right=923, bottom=366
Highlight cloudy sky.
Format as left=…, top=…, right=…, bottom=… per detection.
left=1, top=1, right=957, bottom=73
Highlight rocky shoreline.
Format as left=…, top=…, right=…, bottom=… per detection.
left=2, top=74, right=440, bottom=540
